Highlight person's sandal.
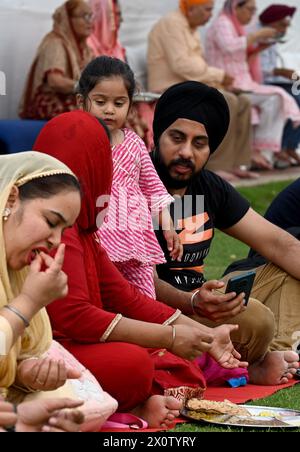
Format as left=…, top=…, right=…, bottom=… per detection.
left=251, top=152, right=273, bottom=171
left=274, top=159, right=290, bottom=170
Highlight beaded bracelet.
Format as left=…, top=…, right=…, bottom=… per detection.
left=3, top=305, right=30, bottom=328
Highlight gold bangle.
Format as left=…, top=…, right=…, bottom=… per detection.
left=169, top=325, right=176, bottom=351
left=100, top=314, right=123, bottom=343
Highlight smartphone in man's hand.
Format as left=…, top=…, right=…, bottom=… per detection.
left=225, top=271, right=256, bottom=306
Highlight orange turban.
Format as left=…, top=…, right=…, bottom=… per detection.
left=179, top=0, right=209, bottom=15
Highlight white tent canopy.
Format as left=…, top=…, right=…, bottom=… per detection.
left=0, top=0, right=299, bottom=118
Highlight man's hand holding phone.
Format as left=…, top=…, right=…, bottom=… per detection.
left=190, top=279, right=247, bottom=323
left=225, top=271, right=256, bottom=306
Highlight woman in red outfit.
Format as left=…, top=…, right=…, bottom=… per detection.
left=33, top=110, right=246, bottom=428
left=20, top=0, right=94, bottom=120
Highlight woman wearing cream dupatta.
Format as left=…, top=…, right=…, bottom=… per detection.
left=0, top=151, right=81, bottom=402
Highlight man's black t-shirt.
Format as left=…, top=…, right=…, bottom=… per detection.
left=156, top=170, right=250, bottom=292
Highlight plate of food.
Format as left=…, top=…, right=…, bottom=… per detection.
left=181, top=399, right=300, bottom=428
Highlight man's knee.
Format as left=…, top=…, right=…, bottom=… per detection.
left=223, top=90, right=238, bottom=113
left=245, top=299, right=275, bottom=341
left=230, top=298, right=275, bottom=363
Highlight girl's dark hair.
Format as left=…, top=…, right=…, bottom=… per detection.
left=78, top=56, right=136, bottom=103
left=18, top=173, right=81, bottom=201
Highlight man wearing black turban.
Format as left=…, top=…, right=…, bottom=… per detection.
left=153, top=81, right=230, bottom=153
left=151, top=81, right=300, bottom=384
left=259, top=4, right=300, bottom=164
left=152, top=81, right=230, bottom=190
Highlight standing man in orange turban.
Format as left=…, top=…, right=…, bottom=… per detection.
left=147, top=0, right=257, bottom=180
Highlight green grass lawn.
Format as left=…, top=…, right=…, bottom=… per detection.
left=174, top=179, right=300, bottom=432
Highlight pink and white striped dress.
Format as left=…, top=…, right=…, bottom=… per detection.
left=98, top=128, right=173, bottom=298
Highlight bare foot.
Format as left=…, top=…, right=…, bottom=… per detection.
left=251, top=151, right=273, bottom=170
left=131, top=395, right=182, bottom=428
left=286, top=149, right=300, bottom=166
left=213, top=170, right=239, bottom=182
left=274, top=151, right=292, bottom=169
left=232, top=167, right=260, bottom=179
left=248, top=351, right=299, bottom=385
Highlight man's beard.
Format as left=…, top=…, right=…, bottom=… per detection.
left=152, top=148, right=202, bottom=190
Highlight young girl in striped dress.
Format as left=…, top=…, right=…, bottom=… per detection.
left=77, top=56, right=182, bottom=298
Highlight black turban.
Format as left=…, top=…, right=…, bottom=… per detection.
left=153, top=81, right=230, bottom=153
left=259, top=4, right=296, bottom=25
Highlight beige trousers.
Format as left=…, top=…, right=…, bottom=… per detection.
left=193, top=297, right=275, bottom=365
left=206, top=91, right=252, bottom=172
left=222, top=263, right=300, bottom=352
left=250, top=263, right=300, bottom=351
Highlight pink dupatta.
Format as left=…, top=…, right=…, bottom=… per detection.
left=88, top=0, right=126, bottom=60
left=87, top=0, right=155, bottom=149
left=221, top=0, right=300, bottom=127
left=222, top=0, right=262, bottom=83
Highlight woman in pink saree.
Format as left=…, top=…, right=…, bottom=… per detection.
left=205, top=0, right=300, bottom=170
left=88, top=0, right=155, bottom=149
left=88, top=0, right=126, bottom=61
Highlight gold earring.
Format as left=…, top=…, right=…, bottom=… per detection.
left=3, top=208, right=11, bottom=221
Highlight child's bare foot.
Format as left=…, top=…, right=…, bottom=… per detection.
left=131, top=395, right=182, bottom=428
left=248, top=351, right=299, bottom=385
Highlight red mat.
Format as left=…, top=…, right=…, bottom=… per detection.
left=100, top=380, right=299, bottom=432
left=204, top=379, right=299, bottom=404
